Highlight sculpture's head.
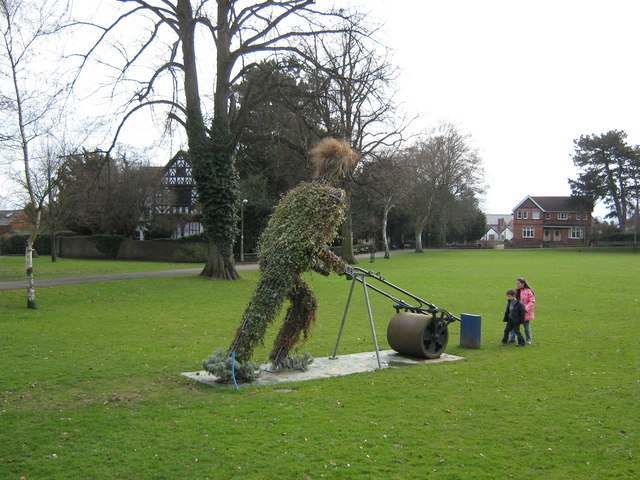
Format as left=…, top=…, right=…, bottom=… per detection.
left=310, top=138, right=358, bottom=184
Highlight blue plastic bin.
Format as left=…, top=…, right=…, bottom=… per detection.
left=460, top=313, right=481, bottom=348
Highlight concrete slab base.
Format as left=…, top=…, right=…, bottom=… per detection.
left=181, top=350, right=464, bottom=388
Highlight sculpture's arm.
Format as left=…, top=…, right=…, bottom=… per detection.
left=317, top=248, right=352, bottom=276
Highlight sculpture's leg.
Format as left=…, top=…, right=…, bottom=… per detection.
left=269, top=277, right=318, bottom=366
left=228, top=279, right=288, bottom=363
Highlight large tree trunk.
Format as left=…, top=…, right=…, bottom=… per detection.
left=382, top=201, right=391, bottom=259
left=340, top=201, right=357, bottom=264
left=50, top=233, right=58, bottom=262
left=201, top=241, right=240, bottom=280
left=604, top=164, right=627, bottom=230
left=178, top=0, right=239, bottom=280
left=414, top=228, right=424, bottom=253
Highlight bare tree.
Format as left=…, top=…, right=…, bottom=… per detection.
left=0, top=0, right=71, bottom=308
left=354, top=151, right=413, bottom=258
left=298, top=13, right=409, bottom=262
left=73, top=0, right=354, bottom=279
left=402, top=123, right=483, bottom=253
left=55, top=150, right=161, bottom=237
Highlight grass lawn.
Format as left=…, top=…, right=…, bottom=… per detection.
left=1, top=249, right=638, bottom=479
left=0, top=256, right=204, bottom=282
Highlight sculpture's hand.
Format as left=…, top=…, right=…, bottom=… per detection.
left=343, top=265, right=354, bottom=281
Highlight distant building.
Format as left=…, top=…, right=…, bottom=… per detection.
left=510, top=196, right=592, bottom=247
left=0, top=210, right=31, bottom=236
left=136, top=151, right=203, bottom=240
left=481, top=214, right=513, bottom=247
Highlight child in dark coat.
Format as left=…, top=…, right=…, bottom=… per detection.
left=501, top=289, right=526, bottom=346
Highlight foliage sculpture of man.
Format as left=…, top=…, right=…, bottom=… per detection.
left=203, top=138, right=356, bottom=382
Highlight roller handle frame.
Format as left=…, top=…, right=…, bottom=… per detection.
left=349, top=267, right=460, bottom=329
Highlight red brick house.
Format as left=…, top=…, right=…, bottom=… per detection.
left=510, top=196, right=592, bottom=247
left=0, top=210, right=32, bottom=236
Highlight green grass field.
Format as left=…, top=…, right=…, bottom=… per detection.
left=0, top=256, right=202, bottom=282
left=1, top=249, right=638, bottom=479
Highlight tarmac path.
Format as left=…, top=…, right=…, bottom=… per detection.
left=0, top=250, right=406, bottom=291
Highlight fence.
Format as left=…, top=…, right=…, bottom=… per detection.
left=58, top=236, right=209, bottom=263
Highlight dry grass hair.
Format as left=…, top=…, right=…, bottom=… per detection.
left=310, top=138, right=357, bottom=181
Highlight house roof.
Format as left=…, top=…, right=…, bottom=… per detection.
left=485, top=213, right=513, bottom=225
left=163, top=150, right=190, bottom=170
left=0, top=210, right=20, bottom=227
left=513, top=196, right=592, bottom=212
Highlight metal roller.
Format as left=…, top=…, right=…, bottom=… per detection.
left=387, top=312, right=449, bottom=359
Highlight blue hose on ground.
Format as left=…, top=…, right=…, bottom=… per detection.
left=231, top=351, right=239, bottom=390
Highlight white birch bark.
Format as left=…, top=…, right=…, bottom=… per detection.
left=26, top=239, right=36, bottom=309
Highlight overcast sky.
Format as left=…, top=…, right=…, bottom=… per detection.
left=358, top=0, right=640, bottom=217
left=3, top=0, right=638, bottom=219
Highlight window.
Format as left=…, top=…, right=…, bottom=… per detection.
left=517, top=210, right=522, bottom=219
left=570, top=227, right=584, bottom=239
left=583, top=213, right=589, bottom=220
left=558, top=212, right=568, bottom=220
left=186, top=222, right=203, bottom=236
left=522, top=227, right=535, bottom=238
left=545, top=213, right=551, bottom=220
left=532, top=210, right=540, bottom=220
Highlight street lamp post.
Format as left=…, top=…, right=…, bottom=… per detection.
left=240, top=199, right=248, bottom=263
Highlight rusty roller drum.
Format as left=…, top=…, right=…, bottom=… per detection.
left=386, top=312, right=449, bottom=359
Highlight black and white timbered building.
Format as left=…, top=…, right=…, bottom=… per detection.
left=136, top=151, right=203, bottom=240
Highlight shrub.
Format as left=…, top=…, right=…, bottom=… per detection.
left=598, top=232, right=634, bottom=242
left=0, top=234, right=51, bottom=255
left=90, top=234, right=126, bottom=258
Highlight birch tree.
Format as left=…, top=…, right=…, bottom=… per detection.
left=0, top=0, right=70, bottom=308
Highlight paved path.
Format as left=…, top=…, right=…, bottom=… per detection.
left=0, top=250, right=407, bottom=291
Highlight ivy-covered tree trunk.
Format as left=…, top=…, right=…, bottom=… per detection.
left=198, top=120, right=240, bottom=280
left=178, top=0, right=239, bottom=280
left=187, top=118, right=240, bottom=280
left=201, top=241, right=239, bottom=280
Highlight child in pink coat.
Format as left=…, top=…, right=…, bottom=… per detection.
left=508, top=277, right=535, bottom=344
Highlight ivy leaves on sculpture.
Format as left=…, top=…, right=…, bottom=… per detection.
left=203, top=138, right=357, bottom=382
